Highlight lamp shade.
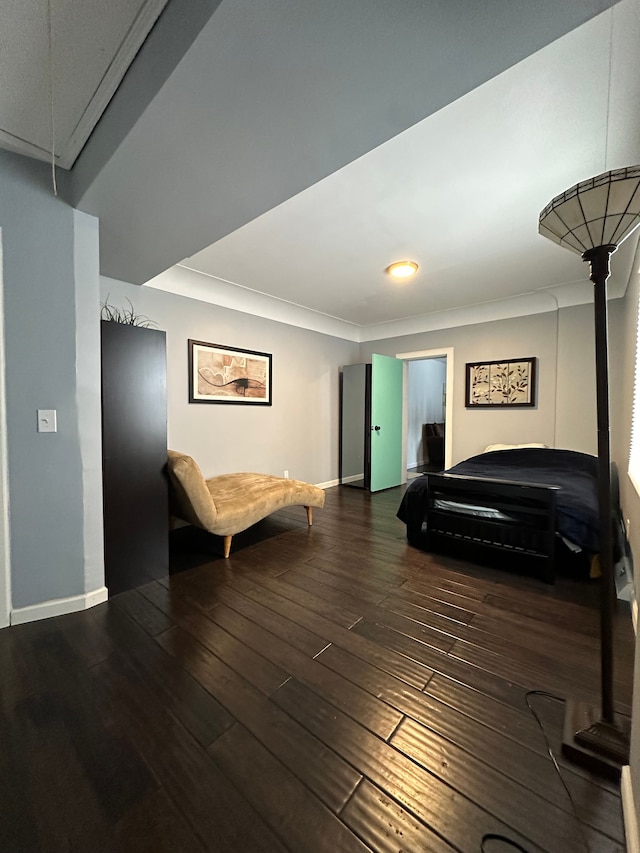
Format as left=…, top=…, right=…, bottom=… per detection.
left=539, top=165, right=640, bottom=254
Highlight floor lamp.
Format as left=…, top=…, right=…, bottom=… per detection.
left=539, top=165, right=640, bottom=778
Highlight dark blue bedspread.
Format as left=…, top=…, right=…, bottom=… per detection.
left=397, top=448, right=600, bottom=552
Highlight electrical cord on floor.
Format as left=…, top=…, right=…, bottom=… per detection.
left=479, top=690, right=591, bottom=853
left=525, top=690, right=591, bottom=853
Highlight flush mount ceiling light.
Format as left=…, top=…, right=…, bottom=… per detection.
left=385, top=260, right=418, bottom=279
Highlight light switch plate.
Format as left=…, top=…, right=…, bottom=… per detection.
left=37, top=409, right=57, bottom=433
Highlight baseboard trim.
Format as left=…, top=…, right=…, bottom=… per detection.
left=10, top=586, right=109, bottom=626
left=316, top=478, right=340, bottom=489
left=622, top=765, right=640, bottom=853
left=338, top=474, right=364, bottom=486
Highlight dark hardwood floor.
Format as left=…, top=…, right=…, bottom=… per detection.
left=1, top=485, right=634, bottom=852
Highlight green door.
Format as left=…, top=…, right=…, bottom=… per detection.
left=369, top=354, right=404, bottom=492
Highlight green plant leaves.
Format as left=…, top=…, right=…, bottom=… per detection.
left=100, top=296, right=157, bottom=328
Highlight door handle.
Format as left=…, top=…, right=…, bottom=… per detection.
left=372, top=425, right=381, bottom=431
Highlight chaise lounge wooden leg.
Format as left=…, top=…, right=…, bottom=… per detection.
left=305, top=506, right=313, bottom=526
left=223, top=535, right=233, bottom=558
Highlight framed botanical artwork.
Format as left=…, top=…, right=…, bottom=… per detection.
left=465, top=357, right=537, bottom=408
left=188, top=339, right=272, bottom=405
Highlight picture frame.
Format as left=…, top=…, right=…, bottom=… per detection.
left=465, top=357, right=537, bottom=408
left=188, top=339, right=272, bottom=405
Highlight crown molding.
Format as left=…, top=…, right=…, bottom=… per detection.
left=1, top=0, right=168, bottom=170
left=145, top=265, right=594, bottom=342
left=145, top=265, right=362, bottom=341
left=0, top=128, right=57, bottom=165
left=61, top=0, right=169, bottom=170
left=143, top=249, right=636, bottom=343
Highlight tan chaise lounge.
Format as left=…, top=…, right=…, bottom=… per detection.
left=167, top=450, right=325, bottom=558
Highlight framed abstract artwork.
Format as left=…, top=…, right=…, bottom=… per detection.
left=188, top=339, right=272, bottom=405
left=465, top=357, right=536, bottom=408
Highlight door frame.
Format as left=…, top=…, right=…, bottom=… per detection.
left=0, top=229, right=11, bottom=628
left=396, top=347, right=455, bottom=480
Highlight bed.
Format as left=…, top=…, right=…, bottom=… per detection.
left=397, top=447, right=617, bottom=583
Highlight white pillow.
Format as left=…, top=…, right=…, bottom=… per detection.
left=484, top=442, right=547, bottom=453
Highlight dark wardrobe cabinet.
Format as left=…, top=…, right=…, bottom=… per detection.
left=101, top=321, right=169, bottom=595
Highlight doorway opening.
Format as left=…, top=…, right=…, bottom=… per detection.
left=396, top=347, right=454, bottom=482
left=407, top=357, right=446, bottom=478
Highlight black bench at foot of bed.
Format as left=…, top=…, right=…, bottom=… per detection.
left=397, top=448, right=618, bottom=584
left=405, top=472, right=559, bottom=583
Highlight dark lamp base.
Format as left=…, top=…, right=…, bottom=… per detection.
left=562, top=699, right=630, bottom=781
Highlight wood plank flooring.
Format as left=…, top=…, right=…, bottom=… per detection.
left=0, top=484, right=635, bottom=852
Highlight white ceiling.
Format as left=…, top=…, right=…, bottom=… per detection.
left=2, top=0, right=639, bottom=339
left=180, top=6, right=636, bottom=327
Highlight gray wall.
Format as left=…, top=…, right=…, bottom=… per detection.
left=360, top=306, right=597, bottom=464
left=73, top=210, right=105, bottom=594
left=100, top=277, right=360, bottom=486
left=555, top=304, right=598, bottom=454
left=407, top=358, right=446, bottom=467
left=0, top=150, right=103, bottom=609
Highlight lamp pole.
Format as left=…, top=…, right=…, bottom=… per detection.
left=583, top=244, right=617, bottom=724
left=559, top=243, right=630, bottom=776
